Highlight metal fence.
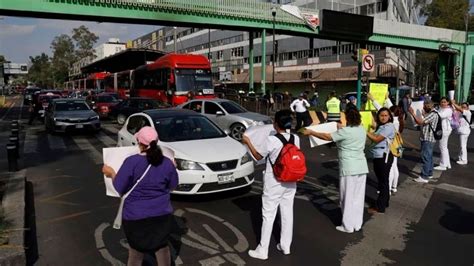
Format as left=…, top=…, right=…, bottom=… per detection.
left=216, top=92, right=292, bottom=116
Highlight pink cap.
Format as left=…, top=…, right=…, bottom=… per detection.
left=134, top=126, right=158, bottom=146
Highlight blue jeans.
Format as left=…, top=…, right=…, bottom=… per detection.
left=421, top=141, right=435, bottom=179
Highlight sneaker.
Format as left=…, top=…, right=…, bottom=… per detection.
left=414, top=177, right=429, bottom=183
left=391, top=188, right=397, bottom=193
left=248, top=249, right=268, bottom=260
left=434, top=166, right=447, bottom=171
left=426, top=176, right=434, bottom=179
left=276, top=244, right=291, bottom=255
left=335, top=226, right=354, bottom=233
left=456, top=160, right=467, bottom=165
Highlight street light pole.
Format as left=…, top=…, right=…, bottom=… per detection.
left=272, top=7, right=276, bottom=94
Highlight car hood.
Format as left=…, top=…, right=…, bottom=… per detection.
left=160, top=136, right=246, bottom=163
left=234, top=112, right=271, bottom=122
left=55, top=110, right=96, bottom=118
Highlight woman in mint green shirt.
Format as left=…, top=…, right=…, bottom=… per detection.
left=304, top=106, right=368, bottom=233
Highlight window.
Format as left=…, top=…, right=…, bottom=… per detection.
left=127, top=115, right=151, bottom=135
left=204, top=102, right=223, bottom=115
left=185, top=101, right=203, bottom=113
left=217, top=50, right=223, bottom=60
left=231, top=47, right=244, bottom=58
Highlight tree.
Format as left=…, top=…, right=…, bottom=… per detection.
left=51, top=34, right=75, bottom=86
left=72, top=25, right=99, bottom=60
left=414, top=0, right=471, bottom=92
left=0, top=55, right=6, bottom=64
left=28, top=53, right=53, bottom=89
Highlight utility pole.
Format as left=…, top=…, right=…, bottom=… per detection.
left=173, top=27, right=177, bottom=53
left=208, top=28, right=211, bottom=60
left=272, top=7, right=276, bottom=93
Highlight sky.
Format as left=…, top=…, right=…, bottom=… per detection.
left=1, top=1, right=474, bottom=64
left=0, top=16, right=159, bottom=63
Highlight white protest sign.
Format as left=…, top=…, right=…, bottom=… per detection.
left=102, top=145, right=175, bottom=197
left=306, top=122, right=338, bottom=147
left=243, top=124, right=276, bottom=165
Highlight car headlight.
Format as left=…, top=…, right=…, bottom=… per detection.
left=54, top=117, right=67, bottom=122
left=240, top=152, right=252, bottom=165
left=175, top=159, right=204, bottom=171
left=250, top=120, right=265, bottom=126
left=89, top=115, right=99, bottom=120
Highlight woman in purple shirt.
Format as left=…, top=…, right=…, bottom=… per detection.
left=102, top=126, right=178, bottom=266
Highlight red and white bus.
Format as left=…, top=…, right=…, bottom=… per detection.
left=131, top=53, right=215, bottom=106
left=104, top=70, right=132, bottom=99
left=65, top=72, right=108, bottom=92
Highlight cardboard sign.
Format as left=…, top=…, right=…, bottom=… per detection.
left=360, top=111, right=374, bottom=132
left=366, top=83, right=388, bottom=111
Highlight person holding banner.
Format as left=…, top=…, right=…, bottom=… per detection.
left=434, top=97, right=453, bottom=171
left=367, top=93, right=404, bottom=193
left=451, top=100, right=471, bottom=165
left=242, top=110, right=298, bottom=260
left=102, top=126, right=178, bottom=266
left=303, top=106, right=368, bottom=233
left=366, top=108, right=395, bottom=214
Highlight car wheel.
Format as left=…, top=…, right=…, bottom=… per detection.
left=117, top=114, right=126, bottom=125
left=230, top=123, right=246, bottom=141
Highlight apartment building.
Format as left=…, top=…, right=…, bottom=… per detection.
left=129, top=0, right=418, bottom=95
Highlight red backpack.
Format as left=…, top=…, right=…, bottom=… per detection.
left=270, top=134, right=307, bottom=182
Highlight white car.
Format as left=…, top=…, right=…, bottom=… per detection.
left=117, top=109, right=255, bottom=195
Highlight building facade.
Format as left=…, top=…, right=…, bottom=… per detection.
left=129, top=0, right=418, bottom=96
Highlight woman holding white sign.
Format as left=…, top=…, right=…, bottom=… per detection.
left=435, top=97, right=453, bottom=171
left=102, top=126, right=178, bottom=266
left=451, top=100, right=471, bottom=165
left=303, top=106, right=369, bottom=233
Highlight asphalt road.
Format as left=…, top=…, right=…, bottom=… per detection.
left=1, top=95, right=473, bottom=266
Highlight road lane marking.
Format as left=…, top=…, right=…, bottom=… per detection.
left=96, top=131, right=117, bottom=147
left=436, top=183, right=474, bottom=197
left=71, top=136, right=103, bottom=164
left=47, top=134, right=67, bottom=150
left=103, top=125, right=120, bottom=135
left=94, top=223, right=125, bottom=266
left=37, top=188, right=81, bottom=202
left=23, top=130, right=38, bottom=154
left=40, top=211, right=91, bottom=224
left=203, top=224, right=234, bottom=252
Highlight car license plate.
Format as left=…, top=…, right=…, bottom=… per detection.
left=76, top=124, right=84, bottom=129
left=217, top=173, right=234, bottom=184
left=202, top=89, right=214, bottom=95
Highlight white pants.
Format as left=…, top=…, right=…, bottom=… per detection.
left=439, top=130, right=452, bottom=168
left=389, top=157, right=399, bottom=189
left=339, top=174, right=367, bottom=232
left=256, top=181, right=296, bottom=256
left=459, top=133, right=470, bottom=162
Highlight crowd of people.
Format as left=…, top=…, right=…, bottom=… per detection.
left=101, top=90, right=471, bottom=264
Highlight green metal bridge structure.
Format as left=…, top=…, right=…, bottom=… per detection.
left=1, top=0, right=473, bottom=101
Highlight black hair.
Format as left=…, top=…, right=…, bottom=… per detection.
left=375, top=107, right=393, bottom=131
left=146, top=140, right=164, bottom=166
left=345, top=107, right=362, bottom=127
left=275, top=109, right=293, bottom=130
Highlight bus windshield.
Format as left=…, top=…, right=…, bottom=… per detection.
left=175, top=69, right=213, bottom=93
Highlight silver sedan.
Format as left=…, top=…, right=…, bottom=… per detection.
left=178, top=98, right=272, bottom=140
left=44, top=99, right=101, bottom=133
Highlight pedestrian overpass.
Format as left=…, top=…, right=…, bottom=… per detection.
left=1, top=0, right=473, bottom=101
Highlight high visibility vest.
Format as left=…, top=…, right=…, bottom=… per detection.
left=326, top=98, right=341, bottom=114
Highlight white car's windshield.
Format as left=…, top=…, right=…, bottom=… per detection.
left=154, top=116, right=226, bottom=142
left=220, top=101, right=246, bottom=114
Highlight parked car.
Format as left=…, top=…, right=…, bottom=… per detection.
left=177, top=98, right=272, bottom=140
left=109, top=97, right=170, bottom=125
left=88, top=93, right=120, bottom=119
left=44, top=98, right=101, bottom=133
left=117, top=109, right=255, bottom=194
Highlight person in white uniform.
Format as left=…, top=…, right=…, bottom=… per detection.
left=435, top=97, right=453, bottom=170
left=451, top=100, right=471, bottom=165
left=304, top=106, right=368, bottom=233
left=290, top=93, right=311, bottom=131
left=242, top=109, right=298, bottom=260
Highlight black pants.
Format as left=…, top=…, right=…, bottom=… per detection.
left=295, top=111, right=309, bottom=131
left=28, top=111, right=38, bottom=125
left=373, top=153, right=394, bottom=213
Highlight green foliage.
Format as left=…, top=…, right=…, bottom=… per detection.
left=0, top=55, right=6, bottom=64
left=28, top=53, right=53, bottom=89
left=51, top=34, right=75, bottom=85
left=72, top=25, right=99, bottom=60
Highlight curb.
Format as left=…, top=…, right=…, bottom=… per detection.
left=0, top=169, right=26, bottom=265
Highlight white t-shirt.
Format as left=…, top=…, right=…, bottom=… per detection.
left=290, top=99, right=310, bottom=113
left=458, top=110, right=472, bottom=134
left=259, top=133, right=300, bottom=188
left=438, top=107, right=453, bottom=132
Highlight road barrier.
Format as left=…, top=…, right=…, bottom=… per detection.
left=0, top=96, right=5, bottom=107
left=6, top=144, right=18, bottom=172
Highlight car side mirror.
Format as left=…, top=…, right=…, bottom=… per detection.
left=216, top=111, right=224, bottom=116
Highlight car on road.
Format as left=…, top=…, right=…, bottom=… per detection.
left=44, top=98, right=101, bottom=133
left=37, top=93, right=62, bottom=119
left=117, top=109, right=255, bottom=195
left=88, top=93, right=120, bottom=119
left=23, top=87, right=41, bottom=105
left=177, top=98, right=272, bottom=140
left=109, top=97, right=170, bottom=125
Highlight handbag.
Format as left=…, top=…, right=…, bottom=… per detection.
left=113, top=164, right=152, bottom=229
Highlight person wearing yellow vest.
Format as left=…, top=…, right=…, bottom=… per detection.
left=326, top=91, right=341, bottom=123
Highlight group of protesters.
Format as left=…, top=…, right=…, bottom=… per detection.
left=101, top=90, right=471, bottom=264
